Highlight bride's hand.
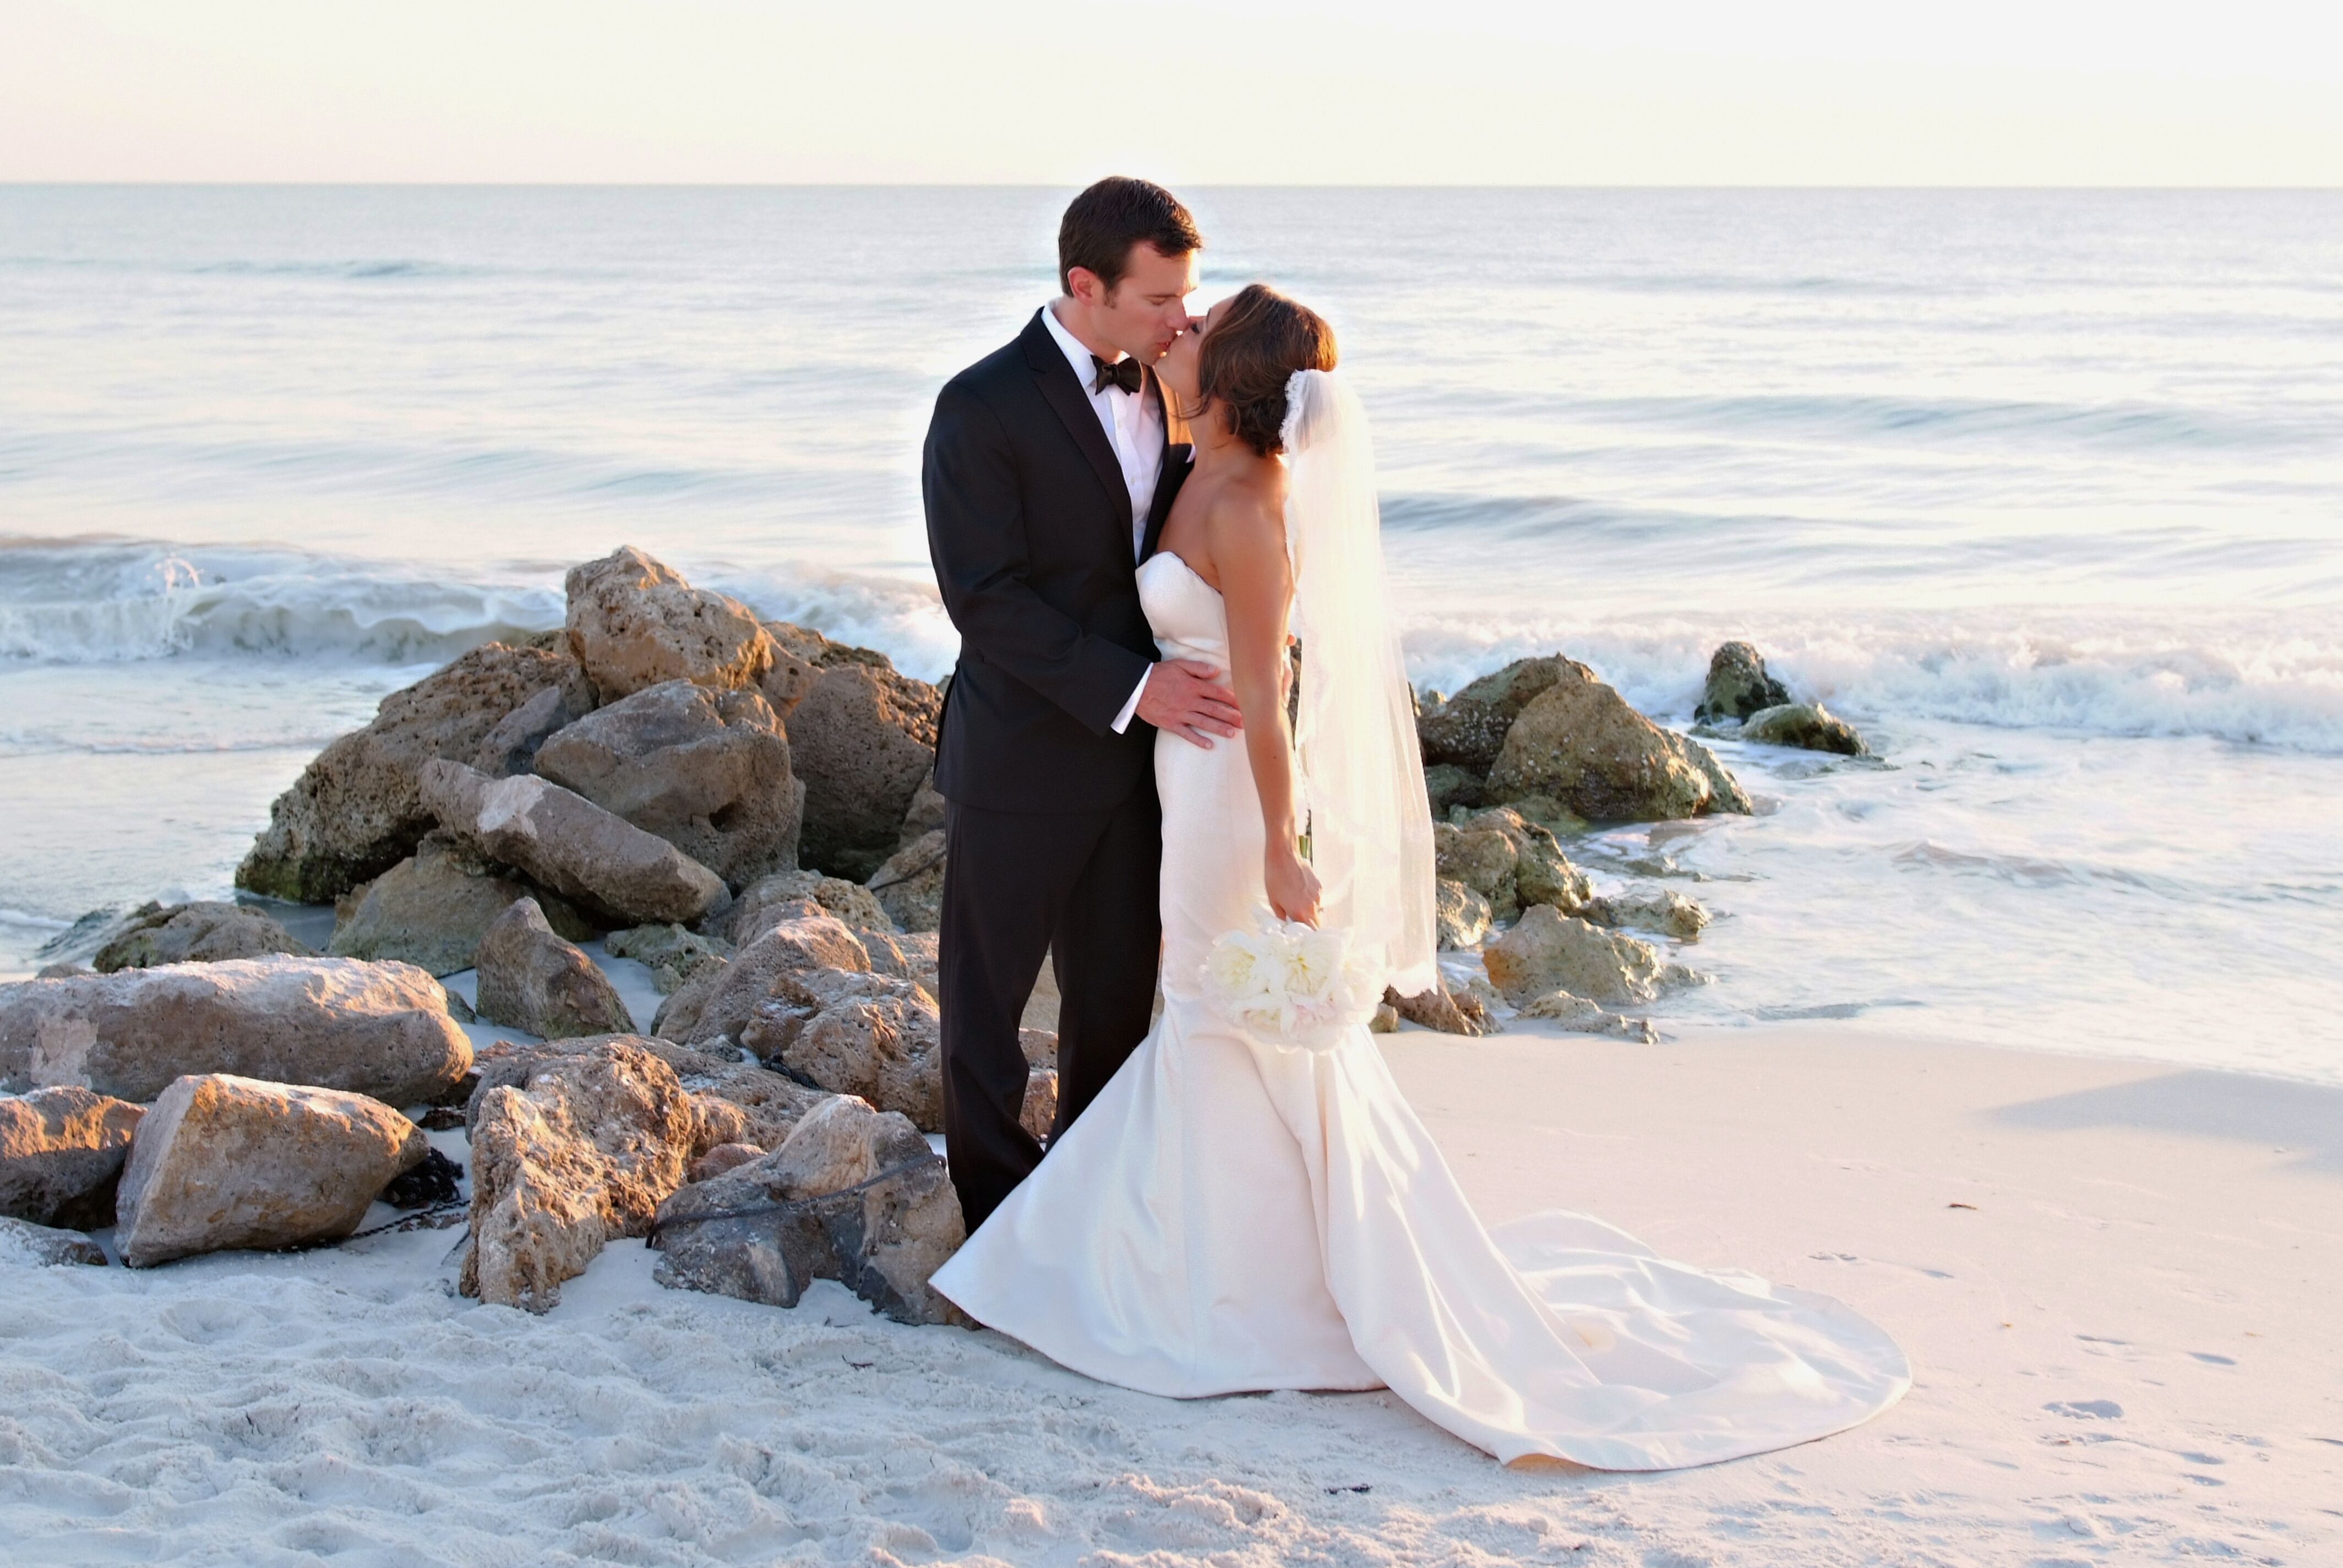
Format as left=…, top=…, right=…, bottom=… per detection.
left=1267, top=847, right=1322, bottom=927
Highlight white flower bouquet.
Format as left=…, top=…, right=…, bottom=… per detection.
left=1200, top=913, right=1382, bottom=1052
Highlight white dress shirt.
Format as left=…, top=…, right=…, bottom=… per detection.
left=1037, top=302, right=1164, bottom=734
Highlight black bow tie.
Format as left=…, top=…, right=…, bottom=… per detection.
left=1091, top=356, right=1144, bottom=396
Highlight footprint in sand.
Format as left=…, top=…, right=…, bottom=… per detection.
left=2044, top=1400, right=2123, bottom=1420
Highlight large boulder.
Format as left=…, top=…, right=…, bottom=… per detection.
left=651, top=1094, right=964, bottom=1325
left=1484, top=905, right=1687, bottom=1007
left=868, top=830, right=945, bottom=934
left=328, top=832, right=595, bottom=976
left=237, top=637, right=597, bottom=903
left=0, top=1216, right=108, bottom=1267
left=532, top=678, right=803, bottom=889
left=0, top=957, right=472, bottom=1107
left=0, top=1086, right=144, bottom=1230
left=789, top=664, right=942, bottom=883
left=1418, top=657, right=1573, bottom=775
left=1486, top=660, right=1751, bottom=821
left=460, top=1037, right=700, bottom=1311
left=1434, top=879, right=1492, bottom=951
left=92, top=902, right=313, bottom=972
left=1433, top=807, right=1591, bottom=923
left=657, top=912, right=871, bottom=1049
left=420, top=759, right=727, bottom=927
left=462, top=1034, right=824, bottom=1153
left=115, top=1074, right=426, bottom=1267
left=719, top=869, right=893, bottom=945
left=601, top=923, right=733, bottom=995
left=740, top=969, right=948, bottom=1130
left=1743, top=701, right=1868, bottom=756
left=1693, top=641, right=1792, bottom=725
left=564, top=547, right=775, bottom=704
left=475, top=899, right=636, bottom=1040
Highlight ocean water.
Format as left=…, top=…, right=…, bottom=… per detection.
left=3, top=186, right=2339, bottom=1079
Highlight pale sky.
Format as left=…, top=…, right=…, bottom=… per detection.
left=4, top=0, right=2339, bottom=185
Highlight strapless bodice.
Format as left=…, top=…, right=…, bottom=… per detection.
left=1136, top=551, right=1228, bottom=668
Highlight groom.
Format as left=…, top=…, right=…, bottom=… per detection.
left=922, top=177, right=1239, bottom=1231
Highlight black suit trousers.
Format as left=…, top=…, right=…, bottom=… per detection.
left=939, top=789, right=1162, bottom=1232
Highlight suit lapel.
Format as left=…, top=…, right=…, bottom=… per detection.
left=1142, top=366, right=1191, bottom=562
left=1023, top=312, right=1135, bottom=542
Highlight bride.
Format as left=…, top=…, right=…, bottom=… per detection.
left=929, top=285, right=1911, bottom=1469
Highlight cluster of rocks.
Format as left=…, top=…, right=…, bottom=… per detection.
left=1690, top=641, right=1869, bottom=756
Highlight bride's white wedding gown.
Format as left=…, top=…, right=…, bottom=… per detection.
left=930, top=551, right=1911, bottom=1469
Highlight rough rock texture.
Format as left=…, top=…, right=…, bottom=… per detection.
left=1743, top=700, right=1868, bottom=756
left=602, top=923, right=733, bottom=994
left=1417, top=656, right=1572, bottom=775
left=1435, top=878, right=1493, bottom=951
left=720, top=869, right=893, bottom=945
left=658, top=913, right=871, bottom=1049
left=1423, top=764, right=1485, bottom=818
left=0, top=1086, right=145, bottom=1230
left=1584, top=887, right=1712, bottom=943
left=1486, top=659, right=1751, bottom=821
left=1518, top=989, right=1661, bottom=1043
left=1432, top=807, right=1592, bottom=923
left=466, top=682, right=587, bottom=778
left=237, top=638, right=598, bottom=903
left=461, top=1038, right=700, bottom=1311
left=689, top=1142, right=765, bottom=1183
left=563, top=547, right=774, bottom=705
left=0, top=1215, right=108, bottom=1267
left=1020, top=1067, right=1059, bottom=1141
left=1693, top=640, right=1792, bottom=725
left=1484, top=905, right=1679, bottom=1007
left=532, top=678, right=803, bottom=889
left=651, top=1094, right=965, bottom=1326
left=0, top=957, right=472, bottom=1107
left=475, top=899, right=637, bottom=1041
left=789, top=663, right=942, bottom=883
left=328, top=833, right=595, bottom=976
left=115, top=1074, right=426, bottom=1267
left=92, top=902, right=313, bottom=973
left=740, top=969, right=945, bottom=1131
left=1384, top=979, right=1500, bottom=1037
left=896, top=770, right=948, bottom=851
left=868, top=830, right=945, bottom=934
left=464, top=1035, right=826, bottom=1155
left=420, top=759, right=727, bottom=927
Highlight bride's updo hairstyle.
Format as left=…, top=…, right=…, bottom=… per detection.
left=1194, top=284, right=1337, bottom=458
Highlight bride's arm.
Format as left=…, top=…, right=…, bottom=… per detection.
left=1212, top=490, right=1322, bottom=925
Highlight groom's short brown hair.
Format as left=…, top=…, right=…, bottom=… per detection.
left=1059, top=177, right=1202, bottom=296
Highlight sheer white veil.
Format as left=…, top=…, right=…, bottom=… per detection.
left=1280, top=368, right=1439, bottom=999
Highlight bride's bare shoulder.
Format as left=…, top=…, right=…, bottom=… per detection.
left=1201, top=466, right=1289, bottom=559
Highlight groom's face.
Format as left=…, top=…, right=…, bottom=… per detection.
left=1086, top=242, right=1201, bottom=364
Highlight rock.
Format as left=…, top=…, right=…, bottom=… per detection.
left=1423, top=763, right=1485, bottom=817
left=328, top=832, right=596, bottom=976
left=0, top=957, right=472, bottom=1107
left=1693, top=641, right=1791, bottom=725
left=1584, top=887, right=1711, bottom=942
left=756, top=631, right=823, bottom=721
left=1483, top=905, right=1681, bottom=1007
left=1432, top=807, right=1590, bottom=922
left=1419, top=656, right=1577, bottom=774
left=660, top=912, right=871, bottom=1048
left=740, top=969, right=945, bottom=1131
left=1517, top=989, right=1660, bottom=1043
left=0, top=1086, right=144, bottom=1229
left=720, top=869, right=893, bottom=945
left=116, top=1074, right=426, bottom=1267
left=1368, top=1001, right=1401, bottom=1033
left=868, top=830, right=945, bottom=934
left=34, top=962, right=88, bottom=981
left=1486, top=658, right=1751, bottom=821
left=0, top=1215, right=108, bottom=1267
left=237, top=637, right=598, bottom=903
left=419, top=759, right=727, bottom=927
left=602, top=923, right=733, bottom=994
left=1435, top=822, right=1518, bottom=916
left=382, top=1147, right=463, bottom=1208
left=1384, top=979, right=1500, bottom=1037
left=563, top=546, right=775, bottom=705
left=689, top=1142, right=765, bottom=1183
left=466, top=682, right=586, bottom=778
left=1743, top=700, right=1868, bottom=756
left=1434, top=878, right=1492, bottom=950
left=1020, top=1069, right=1059, bottom=1140
left=475, top=898, right=636, bottom=1040
left=91, top=901, right=313, bottom=972
left=461, top=1037, right=700, bottom=1311
left=464, top=1034, right=824, bottom=1151
left=789, top=663, right=942, bottom=882
left=896, top=769, right=947, bottom=850
left=651, top=1094, right=965, bottom=1325
left=532, top=678, right=803, bottom=889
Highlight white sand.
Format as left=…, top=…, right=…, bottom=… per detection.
left=3, top=1020, right=2336, bottom=1566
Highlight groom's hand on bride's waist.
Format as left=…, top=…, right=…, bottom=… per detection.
left=1136, top=660, right=1241, bottom=748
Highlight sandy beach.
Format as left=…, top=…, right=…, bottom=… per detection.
left=5, top=1008, right=2333, bottom=1566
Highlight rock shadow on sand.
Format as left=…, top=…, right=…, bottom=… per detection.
left=1991, top=1069, right=2343, bottom=1177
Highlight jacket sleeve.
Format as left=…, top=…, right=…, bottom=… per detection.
left=923, top=381, right=1152, bottom=737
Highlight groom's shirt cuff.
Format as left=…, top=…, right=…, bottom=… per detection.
left=1110, top=666, right=1151, bottom=734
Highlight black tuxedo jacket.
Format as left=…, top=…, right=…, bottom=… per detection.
left=923, top=310, right=1194, bottom=814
